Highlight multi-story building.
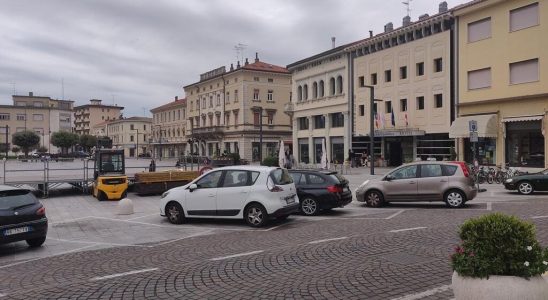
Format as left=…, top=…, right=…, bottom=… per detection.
left=349, top=4, right=454, bottom=166
left=450, top=0, right=547, bottom=169
left=94, top=117, right=152, bottom=157
left=150, top=97, right=187, bottom=159
left=0, top=92, right=73, bottom=154
left=286, top=42, right=353, bottom=164
left=184, top=54, right=292, bottom=162
left=74, top=99, right=123, bottom=135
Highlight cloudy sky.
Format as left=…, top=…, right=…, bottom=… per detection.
left=0, top=0, right=468, bottom=117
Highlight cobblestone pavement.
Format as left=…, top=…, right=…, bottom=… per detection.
left=1, top=165, right=548, bottom=299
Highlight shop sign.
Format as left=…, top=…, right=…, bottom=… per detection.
left=470, top=131, right=478, bottom=142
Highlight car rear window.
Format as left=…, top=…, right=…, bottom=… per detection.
left=328, top=174, right=347, bottom=184
left=270, top=168, right=293, bottom=185
left=442, top=165, right=458, bottom=176
left=0, top=190, right=37, bottom=210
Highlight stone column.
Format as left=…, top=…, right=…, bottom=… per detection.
left=343, top=111, right=350, bottom=162
left=324, top=114, right=331, bottom=161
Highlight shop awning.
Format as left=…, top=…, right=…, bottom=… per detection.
left=501, top=115, right=544, bottom=123
left=449, top=114, right=498, bottom=138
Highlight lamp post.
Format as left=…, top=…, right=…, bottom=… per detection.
left=153, top=125, right=162, bottom=160
left=363, top=85, right=381, bottom=175
left=132, top=129, right=139, bottom=159
left=257, top=107, right=271, bottom=163
left=4, top=125, right=8, bottom=158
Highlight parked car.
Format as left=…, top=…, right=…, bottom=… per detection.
left=288, top=169, right=352, bottom=216
left=160, top=166, right=299, bottom=227
left=138, top=152, right=151, bottom=158
left=355, top=161, right=477, bottom=208
left=504, top=169, right=548, bottom=195
left=0, top=185, right=48, bottom=247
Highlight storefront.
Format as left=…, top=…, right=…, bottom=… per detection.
left=330, top=137, right=344, bottom=164
left=503, top=116, right=544, bottom=168
left=298, top=138, right=309, bottom=164
left=464, top=137, right=496, bottom=165
left=449, top=114, right=498, bottom=165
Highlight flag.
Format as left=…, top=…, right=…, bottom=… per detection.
left=391, top=110, right=395, bottom=127
left=278, top=140, right=286, bottom=168
left=405, top=113, right=409, bottom=127
left=380, top=112, right=385, bottom=128
left=374, top=113, right=379, bottom=129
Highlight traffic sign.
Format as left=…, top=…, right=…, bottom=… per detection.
left=470, top=131, right=478, bottom=142
left=469, top=120, right=478, bottom=132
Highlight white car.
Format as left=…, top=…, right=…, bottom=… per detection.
left=160, top=166, right=299, bottom=227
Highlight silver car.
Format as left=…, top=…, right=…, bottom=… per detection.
left=355, top=161, right=477, bottom=208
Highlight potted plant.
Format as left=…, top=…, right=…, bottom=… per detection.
left=451, top=213, right=548, bottom=300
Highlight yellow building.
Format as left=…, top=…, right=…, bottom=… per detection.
left=150, top=97, right=187, bottom=159
left=450, top=0, right=547, bottom=169
left=93, top=117, right=152, bottom=158
left=184, top=54, right=292, bottom=162
left=74, top=99, right=123, bottom=135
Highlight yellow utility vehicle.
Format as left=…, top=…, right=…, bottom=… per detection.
left=92, top=149, right=128, bottom=201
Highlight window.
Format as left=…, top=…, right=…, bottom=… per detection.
left=314, top=115, right=325, bottom=129
left=434, top=58, right=443, bottom=72
left=216, top=114, right=220, bottom=126
left=303, top=84, right=309, bottom=100
left=359, top=105, right=365, bottom=116
left=400, top=99, right=407, bottom=112
left=385, top=70, right=392, bottom=82
left=298, top=86, right=303, bottom=101
left=510, top=58, right=539, bottom=84
left=130, top=124, right=135, bottom=130
left=417, top=96, right=425, bottom=110
left=510, top=3, right=538, bottom=32
left=202, top=99, right=206, bottom=109
left=222, top=170, right=252, bottom=187
left=226, top=92, right=230, bottom=103
left=267, top=113, right=274, bottom=125
left=468, top=18, right=491, bottom=42
left=307, top=174, right=325, bottom=184
left=234, top=90, right=239, bottom=102
left=331, top=113, right=344, bottom=128
left=190, top=101, right=193, bottom=111
left=371, top=73, right=378, bottom=85
left=16, top=114, right=25, bottom=121
left=390, top=165, right=417, bottom=179
left=233, top=111, right=239, bottom=125
left=268, top=78, right=274, bottom=83
left=358, top=76, right=365, bottom=87
left=442, top=165, right=458, bottom=176
left=33, top=114, right=43, bottom=121
left=0, top=113, right=10, bottom=120
left=196, top=171, right=223, bottom=189
left=468, top=68, right=492, bottom=90
left=254, top=77, right=260, bottom=82
left=400, top=66, right=407, bottom=79
left=225, top=113, right=230, bottom=125
left=373, top=103, right=378, bottom=114
left=253, top=112, right=260, bottom=126
left=216, top=94, right=220, bottom=106
left=330, top=78, right=336, bottom=95
left=144, top=124, right=147, bottom=130
left=337, top=76, right=343, bottom=94
left=420, top=164, right=442, bottom=178
left=385, top=101, right=392, bottom=113
left=416, top=62, right=424, bottom=76
left=434, top=94, right=443, bottom=108
left=209, top=96, right=213, bottom=107
left=130, top=135, right=134, bottom=142
left=267, top=90, right=273, bottom=101
left=319, top=80, right=325, bottom=97
left=298, top=117, right=309, bottom=130
left=253, top=89, right=260, bottom=101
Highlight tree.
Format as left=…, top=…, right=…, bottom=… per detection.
left=11, top=146, right=20, bottom=155
left=12, top=131, right=40, bottom=157
left=36, top=146, right=48, bottom=153
left=51, top=131, right=79, bottom=154
left=79, top=134, right=97, bottom=152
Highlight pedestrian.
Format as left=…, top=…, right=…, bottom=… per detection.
left=175, top=160, right=181, bottom=168
left=149, top=159, right=156, bottom=172
left=349, top=149, right=356, bottom=168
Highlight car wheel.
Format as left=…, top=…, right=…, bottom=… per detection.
left=26, top=236, right=46, bottom=247
left=365, top=190, right=384, bottom=208
left=517, top=181, right=534, bottom=195
left=244, top=203, right=268, bottom=227
left=445, top=190, right=465, bottom=208
left=166, top=202, right=185, bottom=224
left=97, top=191, right=107, bottom=201
left=300, top=197, right=319, bottom=216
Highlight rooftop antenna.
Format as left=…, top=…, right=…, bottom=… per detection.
left=142, top=107, right=146, bottom=116
left=234, top=43, right=247, bottom=64
left=402, top=0, right=413, bottom=17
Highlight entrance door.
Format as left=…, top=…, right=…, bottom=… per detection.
left=383, top=165, right=418, bottom=201
left=129, top=148, right=135, bottom=157
left=389, top=141, right=403, bottom=166
left=185, top=170, right=223, bottom=216
left=215, top=170, right=253, bottom=216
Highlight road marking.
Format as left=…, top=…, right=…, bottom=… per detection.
left=308, top=236, right=348, bottom=244
left=0, top=293, right=6, bottom=298
left=127, top=213, right=160, bottom=221
left=210, top=250, right=264, bottom=261
left=390, top=284, right=452, bottom=300
left=152, top=230, right=214, bottom=246
left=531, top=215, right=548, bottom=219
left=385, top=209, right=405, bottom=219
left=90, top=268, right=158, bottom=281
left=389, top=227, right=427, bottom=233
left=0, top=244, right=96, bottom=270
left=47, top=237, right=152, bottom=248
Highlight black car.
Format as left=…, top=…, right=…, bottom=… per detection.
left=288, top=170, right=352, bottom=216
left=504, top=169, right=548, bottom=195
left=0, top=186, right=48, bottom=247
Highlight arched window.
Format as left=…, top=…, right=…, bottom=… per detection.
left=312, top=82, right=318, bottom=99
left=319, top=80, right=325, bottom=97
left=303, top=84, right=308, bottom=100
left=337, top=76, right=343, bottom=94
left=298, top=86, right=303, bottom=101
left=330, top=77, right=336, bottom=95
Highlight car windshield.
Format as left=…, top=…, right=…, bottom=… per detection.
left=0, top=189, right=37, bottom=210
left=270, top=168, right=293, bottom=185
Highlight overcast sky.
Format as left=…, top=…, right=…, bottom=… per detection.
left=0, top=0, right=468, bottom=117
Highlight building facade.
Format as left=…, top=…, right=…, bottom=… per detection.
left=184, top=54, right=292, bottom=162
left=96, top=117, right=152, bottom=158
left=0, top=92, right=73, bottom=154
left=74, top=99, right=123, bottom=135
left=450, top=0, right=547, bottom=169
left=150, top=97, right=187, bottom=159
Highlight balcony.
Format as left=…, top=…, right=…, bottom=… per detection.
left=191, top=126, right=225, bottom=140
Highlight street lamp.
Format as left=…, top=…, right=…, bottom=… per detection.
left=132, top=129, right=139, bottom=158
left=362, top=85, right=383, bottom=175
left=257, top=107, right=271, bottom=163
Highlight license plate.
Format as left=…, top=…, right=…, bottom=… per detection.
left=3, top=226, right=31, bottom=236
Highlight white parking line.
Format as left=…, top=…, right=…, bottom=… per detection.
left=389, top=227, right=427, bottom=233
left=531, top=215, right=548, bottom=219
left=0, top=244, right=97, bottom=270
left=308, top=237, right=348, bottom=244
left=390, top=284, right=452, bottom=300
left=90, top=268, right=158, bottom=281
left=49, top=216, right=93, bottom=225
left=385, top=209, right=405, bottom=219
left=152, top=230, right=215, bottom=246
left=47, top=237, right=152, bottom=248
left=126, top=213, right=160, bottom=221
left=210, top=250, right=264, bottom=261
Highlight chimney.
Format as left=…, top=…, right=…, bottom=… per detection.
left=29, top=92, right=33, bottom=97
left=439, top=1, right=448, bottom=13
left=255, top=52, right=259, bottom=62
left=419, top=14, right=429, bottom=20
left=230, top=63, right=234, bottom=71
left=384, top=22, right=394, bottom=32
left=175, top=96, right=178, bottom=101
left=331, top=37, right=336, bottom=49
left=237, top=61, right=241, bottom=68
left=403, top=15, right=411, bottom=26
left=245, top=58, right=249, bottom=65
left=369, top=30, right=373, bottom=38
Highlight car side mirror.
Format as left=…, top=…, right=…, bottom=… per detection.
left=188, top=183, right=198, bottom=191
left=385, top=175, right=394, bottom=181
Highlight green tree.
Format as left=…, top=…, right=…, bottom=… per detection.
left=12, top=131, right=40, bottom=157
left=79, top=134, right=97, bottom=152
left=36, top=146, right=48, bottom=153
left=11, top=146, right=20, bottom=155
left=51, top=131, right=79, bottom=154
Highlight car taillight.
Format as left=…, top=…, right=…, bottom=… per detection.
left=36, top=207, right=46, bottom=216
left=454, top=162, right=469, bottom=177
left=267, top=176, right=284, bottom=192
left=327, top=185, right=343, bottom=193
left=270, top=186, right=284, bottom=192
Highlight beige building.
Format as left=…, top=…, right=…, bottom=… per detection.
left=349, top=6, right=454, bottom=165
left=450, top=0, right=547, bottom=169
left=93, top=117, right=152, bottom=158
left=0, top=92, right=73, bottom=154
left=74, top=99, right=123, bottom=135
left=150, top=97, right=187, bottom=159
left=184, top=54, right=292, bottom=162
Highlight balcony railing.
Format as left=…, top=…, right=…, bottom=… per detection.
left=284, top=103, right=294, bottom=113
left=191, top=126, right=225, bottom=135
